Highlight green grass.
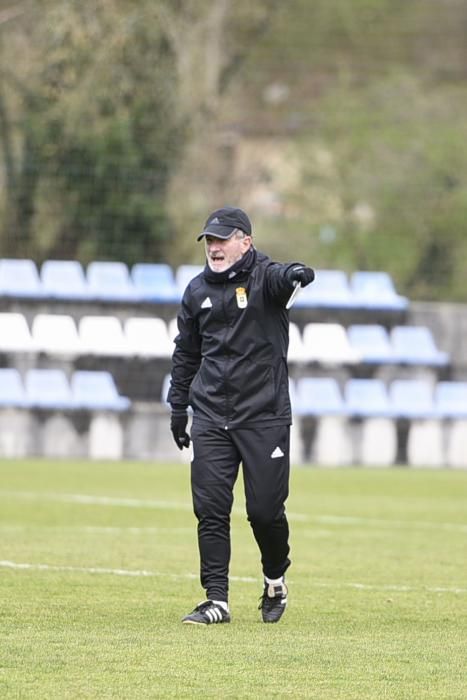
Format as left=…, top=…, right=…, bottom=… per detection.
left=1, top=459, right=466, bottom=699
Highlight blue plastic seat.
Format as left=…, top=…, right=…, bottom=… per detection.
left=345, top=378, right=393, bottom=417
left=350, top=271, right=408, bottom=311
left=0, top=368, right=29, bottom=408
left=25, top=369, right=75, bottom=410
left=0, top=259, right=44, bottom=298
left=86, top=261, right=140, bottom=302
left=175, top=265, right=204, bottom=295
left=131, top=263, right=179, bottom=302
left=295, top=377, right=346, bottom=416
left=389, top=379, right=436, bottom=419
left=41, top=260, right=90, bottom=300
left=434, top=381, right=467, bottom=419
left=347, top=324, right=395, bottom=364
left=71, top=371, right=130, bottom=411
left=390, top=326, right=449, bottom=366
left=295, top=269, right=354, bottom=309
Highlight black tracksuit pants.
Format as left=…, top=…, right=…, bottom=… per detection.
left=190, top=423, right=291, bottom=602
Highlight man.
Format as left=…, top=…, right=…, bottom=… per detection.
left=168, top=206, right=314, bottom=625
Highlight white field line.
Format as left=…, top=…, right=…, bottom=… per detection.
left=1, top=489, right=467, bottom=533
left=0, top=525, right=192, bottom=534
left=0, top=490, right=307, bottom=522
left=1, top=559, right=466, bottom=595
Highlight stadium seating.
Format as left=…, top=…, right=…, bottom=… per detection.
left=31, top=314, right=81, bottom=356
left=344, top=378, right=393, bottom=417
left=161, top=373, right=172, bottom=405
left=41, top=260, right=91, bottom=300
left=131, top=263, right=179, bottom=302
left=389, top=379, right=436, bottom=418
left=302, top=323, right=359, bottom=364
left=71, top=370, right=130, bottom=411
left=344, top=378, right=397, bottom=466
left=390, top=326, right=449, bottom=366
left=295, top=377, right=351, bottom=464
left=295, top=269, right=354, bottom=308
left=175, top=264, right=204, bottom=296
left=434, top=381, right=467, bottom=418
left=79, top=315, right=131, bottom=356
left=168, top=318, right=179, bottom=343
left=86, top=261, right=140, bottom=302
left=124, top=317, right=174, bottom=357
left=0, top=313, right=35, bottom=353
left=350, top=271, right=408, bottom=311
left=0, top=258, right=44, bottom=298
left=347, top=324, right=395, bottom=364
left=287, top=322, right=307, bottom=363
left=435, top=382, right=467, bottom=467
left=25, top=369, right=75, bottom=410
left=296, top=377, right=347, bottom=415
left=0, top=368, right=29, bottom=407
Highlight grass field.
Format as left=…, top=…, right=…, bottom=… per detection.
left=1, top=459, right=466, bottom=699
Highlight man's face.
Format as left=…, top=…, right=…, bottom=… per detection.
left=204, top=231, right=252, bottom=273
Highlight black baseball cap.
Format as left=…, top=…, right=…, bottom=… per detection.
left=197, top=206, right=252, bottom=241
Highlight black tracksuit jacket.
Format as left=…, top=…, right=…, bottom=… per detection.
left=168, top=248, right=300, bottom=430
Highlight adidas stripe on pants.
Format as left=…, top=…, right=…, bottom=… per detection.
left=190, top=423, right=291, bottom=602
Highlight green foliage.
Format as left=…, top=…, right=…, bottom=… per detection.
left=1, top=0, right=467, bottom=298
left=0, top=0, right=183, bottom=263
left=1, top=459, right=467, bottom=698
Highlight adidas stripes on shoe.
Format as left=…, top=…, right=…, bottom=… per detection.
left=259, top=579, right=288, bottom=623
left=182, top=600, right=231, bottom=625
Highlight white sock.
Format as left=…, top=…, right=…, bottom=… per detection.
left=212, top=600, right=229, bottom=612
left=265, top=576, right=284, bottom=586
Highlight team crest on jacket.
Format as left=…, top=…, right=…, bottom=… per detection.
left=235, top=287, right=248, bottom=308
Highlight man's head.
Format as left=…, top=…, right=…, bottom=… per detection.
left=197, top=206, right=253, bottom=273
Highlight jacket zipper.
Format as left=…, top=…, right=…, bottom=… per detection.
left=222, top=281, right=230, bottom=429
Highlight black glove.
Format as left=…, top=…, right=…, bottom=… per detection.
left=170, top=410, right=190, bottom=450
left=287, top=264, right=315, bottom=288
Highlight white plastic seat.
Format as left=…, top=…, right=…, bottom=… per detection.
left=79, top=316, right=131, bottom=356
left=161, top=374, right=172, bottom=405
left=168, top=318, right=179, bottom=343
left=31, top=314, right=81, bottom=355
left=124, top=317, right=174, bottom=357
left=302, top=323, right=359, bottom=364
left=0, top=313, right=35, bottom=353
left=287, top=323, right=306, bottom=363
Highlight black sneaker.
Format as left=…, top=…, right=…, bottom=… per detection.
left=259, top=580, right=288, bottom=623
left=182, top=600, right=231, bottom=625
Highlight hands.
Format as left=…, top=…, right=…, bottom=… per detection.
left=287, top=264, right=315, bottom=288
left=170, top=411, right=191, bottom=450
